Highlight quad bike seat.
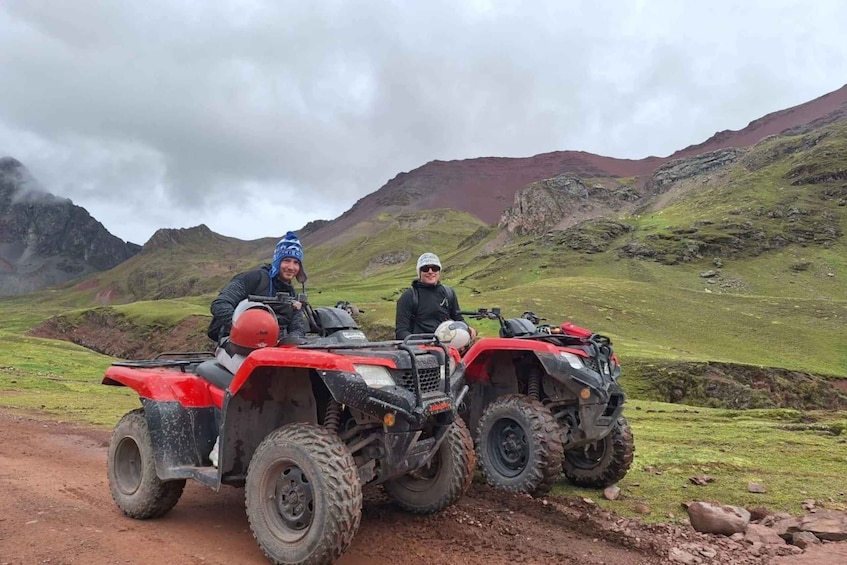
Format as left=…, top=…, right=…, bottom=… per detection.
left=195, top=359, right=235, bottom=391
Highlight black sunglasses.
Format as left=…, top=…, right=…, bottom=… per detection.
left=420, top=265, right=441, bottom=273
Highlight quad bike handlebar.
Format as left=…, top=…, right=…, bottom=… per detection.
left=458, top=307, right=503, bottom=321
left=459, top=308, right=544, bottom=323
left=248, top=292, right=324, bottom=336
left=459, top=307, right=612, bottom=345
left=520, top=311, right=544, bottom=325
left=458, top=307, right=519, bottom=338
left=335, top=300, right=364, bottom=316
left=247, top=292, right=306, bottom=307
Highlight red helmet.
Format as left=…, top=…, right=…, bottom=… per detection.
left=229, top=308, right=279, bottom=349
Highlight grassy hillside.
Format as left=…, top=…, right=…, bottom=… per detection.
left=2, top=121, right=845, bottom=378
left=300, top=125, right=847, bottom=374
left=41, top=226, right=276, bottom=308
left=8, top=134, right=844, bottom=378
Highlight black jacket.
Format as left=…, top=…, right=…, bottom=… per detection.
left=394, top=279, right=464, bottom=339
left=207, top=264, right=307, bottom=342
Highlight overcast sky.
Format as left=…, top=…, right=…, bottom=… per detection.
left=2, top=1, right=846, bottom=244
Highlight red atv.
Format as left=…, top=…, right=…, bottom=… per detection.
left=457, top=308, right=634, bottom=496
left=102, top=294, right=475, bottom=565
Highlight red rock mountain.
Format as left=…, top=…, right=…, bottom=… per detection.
left=306, top=83, right=847, bottom=246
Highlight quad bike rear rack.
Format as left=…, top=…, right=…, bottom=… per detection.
left=112, top=352, right=215, bottom=371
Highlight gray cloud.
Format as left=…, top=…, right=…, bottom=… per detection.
left=1, top=0, right=846, bottom=243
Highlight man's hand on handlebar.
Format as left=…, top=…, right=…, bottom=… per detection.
left=458, top=307, right=501, bottom=320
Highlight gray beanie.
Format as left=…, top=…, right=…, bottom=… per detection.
left=416, top=252, right=442, bottom=273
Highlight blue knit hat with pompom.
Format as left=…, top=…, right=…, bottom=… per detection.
left=270, top=231, right=307, bottom=283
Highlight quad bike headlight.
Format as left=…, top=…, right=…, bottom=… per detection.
left=354, top=364, right=396, bottom=389
left=559, top=351, right=585, bottom=370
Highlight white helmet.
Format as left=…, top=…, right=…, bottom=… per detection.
left=435, top=320, right=471, bottom=349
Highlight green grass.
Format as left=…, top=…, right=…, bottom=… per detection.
left=336, top=276, right=847, bottom=377
left=0, top=333, right=140, bottom=426
left=552, top=400, right=847, bottom=521
left=306, top=209, right=491, bottom=288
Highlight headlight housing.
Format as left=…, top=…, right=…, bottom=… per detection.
left=354, top=364, right=396, bottom=389
left=559, top=351, right=585, bottom=370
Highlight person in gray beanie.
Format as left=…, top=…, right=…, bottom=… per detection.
left=394, top=252, right=475, bottom=340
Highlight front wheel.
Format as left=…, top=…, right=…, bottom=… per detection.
left=107, top=408, right=186, bottom=519
left=563, top=416, right=635, bottom=488
left=384, top=418, right=476, bottom=514
left=245, top=424, right=362, bottom=565
left=476, top=394, right=564, bottom=496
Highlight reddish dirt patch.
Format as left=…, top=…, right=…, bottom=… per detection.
left=2, top=409, right=843, bottom=565
left=94, top=287, right=120, bottom=304
left=74, top=278, right=100, bottom=291
left=28, top=313, right=212, bottom=359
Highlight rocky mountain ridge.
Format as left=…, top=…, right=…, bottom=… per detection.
left=0, top=157, right=140, bottom=297
left=498, top=174, right=640, bottom=236
left=306, top=83, right=847, bottom=247
left=4, top=84, right=847, bottom=298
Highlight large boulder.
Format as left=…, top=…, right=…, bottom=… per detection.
left=687, top=501, right=751, bottom=535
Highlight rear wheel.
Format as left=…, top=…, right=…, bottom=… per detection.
left=245, top=424, right=362, bottom=565
left=563, top=416, right=634, bottom=488
left=476, top=394, right=564, bottom=496
left=107, top=408, right=185, bottom=519
left=384, top=418, right=475, bottom=514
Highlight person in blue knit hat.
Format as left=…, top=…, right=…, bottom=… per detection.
left=205, top=232, right=309, bottom=465
left=207, top=231, right=308, bottom=344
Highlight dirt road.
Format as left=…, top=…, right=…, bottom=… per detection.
left=1, top=409, right=843, bottom=565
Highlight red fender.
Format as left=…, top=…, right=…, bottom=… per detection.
left=103, top=347, right=403, bottom=406
left=103, top=366, right=224, bottom=407
left=228, top=346, right=397, bottom=395
left=461, top=338, right=560, bottom=384
left=460, top=337, right=587, bottom=385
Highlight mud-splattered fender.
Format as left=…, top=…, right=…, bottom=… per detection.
left=227, top=347, right=395, bottom=395
left=460, top=338, right=563, bottom=384
left=103, top=365, right=223, bottom=407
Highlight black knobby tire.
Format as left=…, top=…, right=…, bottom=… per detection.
left=476, top=394, right=564, bottom=496
left=245, top=424, right=362, bottom=565
left=384, top=418, right=476, bottom=515
left=563, top=415, right=635, bottom=488
left=107, top=408, right=186, bottom=519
